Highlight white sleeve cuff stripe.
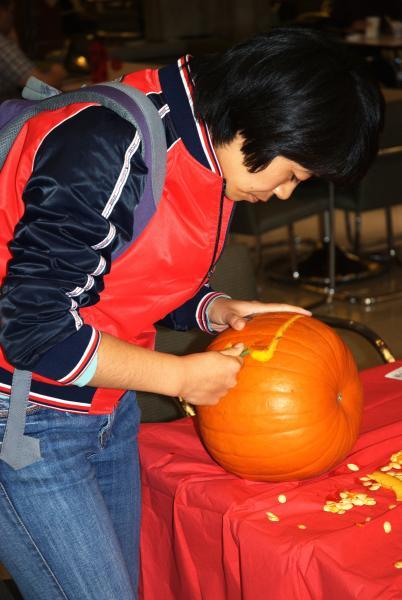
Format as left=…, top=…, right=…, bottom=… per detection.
left=196, top=292, right=231, bottom=333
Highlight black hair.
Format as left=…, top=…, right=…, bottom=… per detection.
left=191, top=28, right=384, bottom=184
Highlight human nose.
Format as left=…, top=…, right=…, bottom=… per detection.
left=274, top=180, right=298, bottom=200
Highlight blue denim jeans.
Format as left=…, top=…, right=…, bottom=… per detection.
left=0, top=392, right=141, bottom=599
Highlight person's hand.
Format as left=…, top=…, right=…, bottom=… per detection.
left=31, top=63, right=67, bottom=89
left=178, top=344, right=244, bottom=406
left=207, top=298, right=311, bottom=332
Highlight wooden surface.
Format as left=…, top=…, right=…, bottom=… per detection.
left=345, top=34, right=402, bottom=50
left=382, top=87, right=402, bottom=103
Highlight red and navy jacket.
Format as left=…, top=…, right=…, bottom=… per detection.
left=0, top=57, right=234, bottom=414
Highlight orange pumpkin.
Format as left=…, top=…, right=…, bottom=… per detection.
left=197, top=312, right=363, bottom=482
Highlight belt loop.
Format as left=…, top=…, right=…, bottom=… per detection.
left=0, top=369, right=42, bottom=470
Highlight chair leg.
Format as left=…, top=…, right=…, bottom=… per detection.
left=344, top=210, right=355, bottom=250
left=329, top=205, right=400, bottom=305
left=354, top=210, right=362, bottom=255
left=255, top=233, right=262, bottom=270
left=385, top=206, right=397, bottom=258
left=302, top=183, right=337, bottom=310
left=287, top=222, right=299, bottom=279
left=327, top=182, right=336, bottom=298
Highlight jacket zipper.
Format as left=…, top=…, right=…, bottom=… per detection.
left=199, top=180, right=227, bottom=287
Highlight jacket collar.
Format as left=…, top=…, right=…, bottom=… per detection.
left=158, top=56, right=222, bottom=176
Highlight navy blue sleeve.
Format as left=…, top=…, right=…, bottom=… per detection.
left=158, top=284, right=230, bottom=334
left=0, top=105, right=147, bottom=383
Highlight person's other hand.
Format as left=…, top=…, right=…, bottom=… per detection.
left=207, top=298, right=311, bottom=332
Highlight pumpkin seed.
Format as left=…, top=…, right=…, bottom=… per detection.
left=266, top=511, right=279, bottom=522
left=297, top=524, right=307, bottom=529
left=395, top=561, right=402, bottom=569
left=347, top=463, right=360, bottom=471
left=383, top=521, right=392, bottom=533
left=277, top=494, right=287, bottom=504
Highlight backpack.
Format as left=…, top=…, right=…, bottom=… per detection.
left=0, top=76, right=167, bottom=470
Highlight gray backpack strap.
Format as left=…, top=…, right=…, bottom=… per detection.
left=0, top=78, right=167, bottom=470
left=0, top=370, right=41, bottom=470
left=101, top=81, right=167, bottom=209
left=0, top=78, right=167, bottom=206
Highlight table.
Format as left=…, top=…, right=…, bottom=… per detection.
left=382, top=87, right=402, bottom=102
left=138, top=362, right=402, bottom=599
left=345, top=34, right=402, bottom=52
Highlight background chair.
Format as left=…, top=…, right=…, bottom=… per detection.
left=336, top=98, right=402, bottom=259
left=230, top=178, right=332, bottom=272
left=229, top=182, right=368, bottom=307
left=333, top=97, right=402, bottom=303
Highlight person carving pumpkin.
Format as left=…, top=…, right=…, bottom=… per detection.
left=0, top=28, right=383, bottom=599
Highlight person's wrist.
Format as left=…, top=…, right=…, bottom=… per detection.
left=206, top=295, right=231, bottom=330
left=175, top=354, right=195, bottom=399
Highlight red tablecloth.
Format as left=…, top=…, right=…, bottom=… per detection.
left=138, top=362, right=402, bottom=599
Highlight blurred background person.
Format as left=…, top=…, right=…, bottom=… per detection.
left=0, top=0, right=66, bottom=102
